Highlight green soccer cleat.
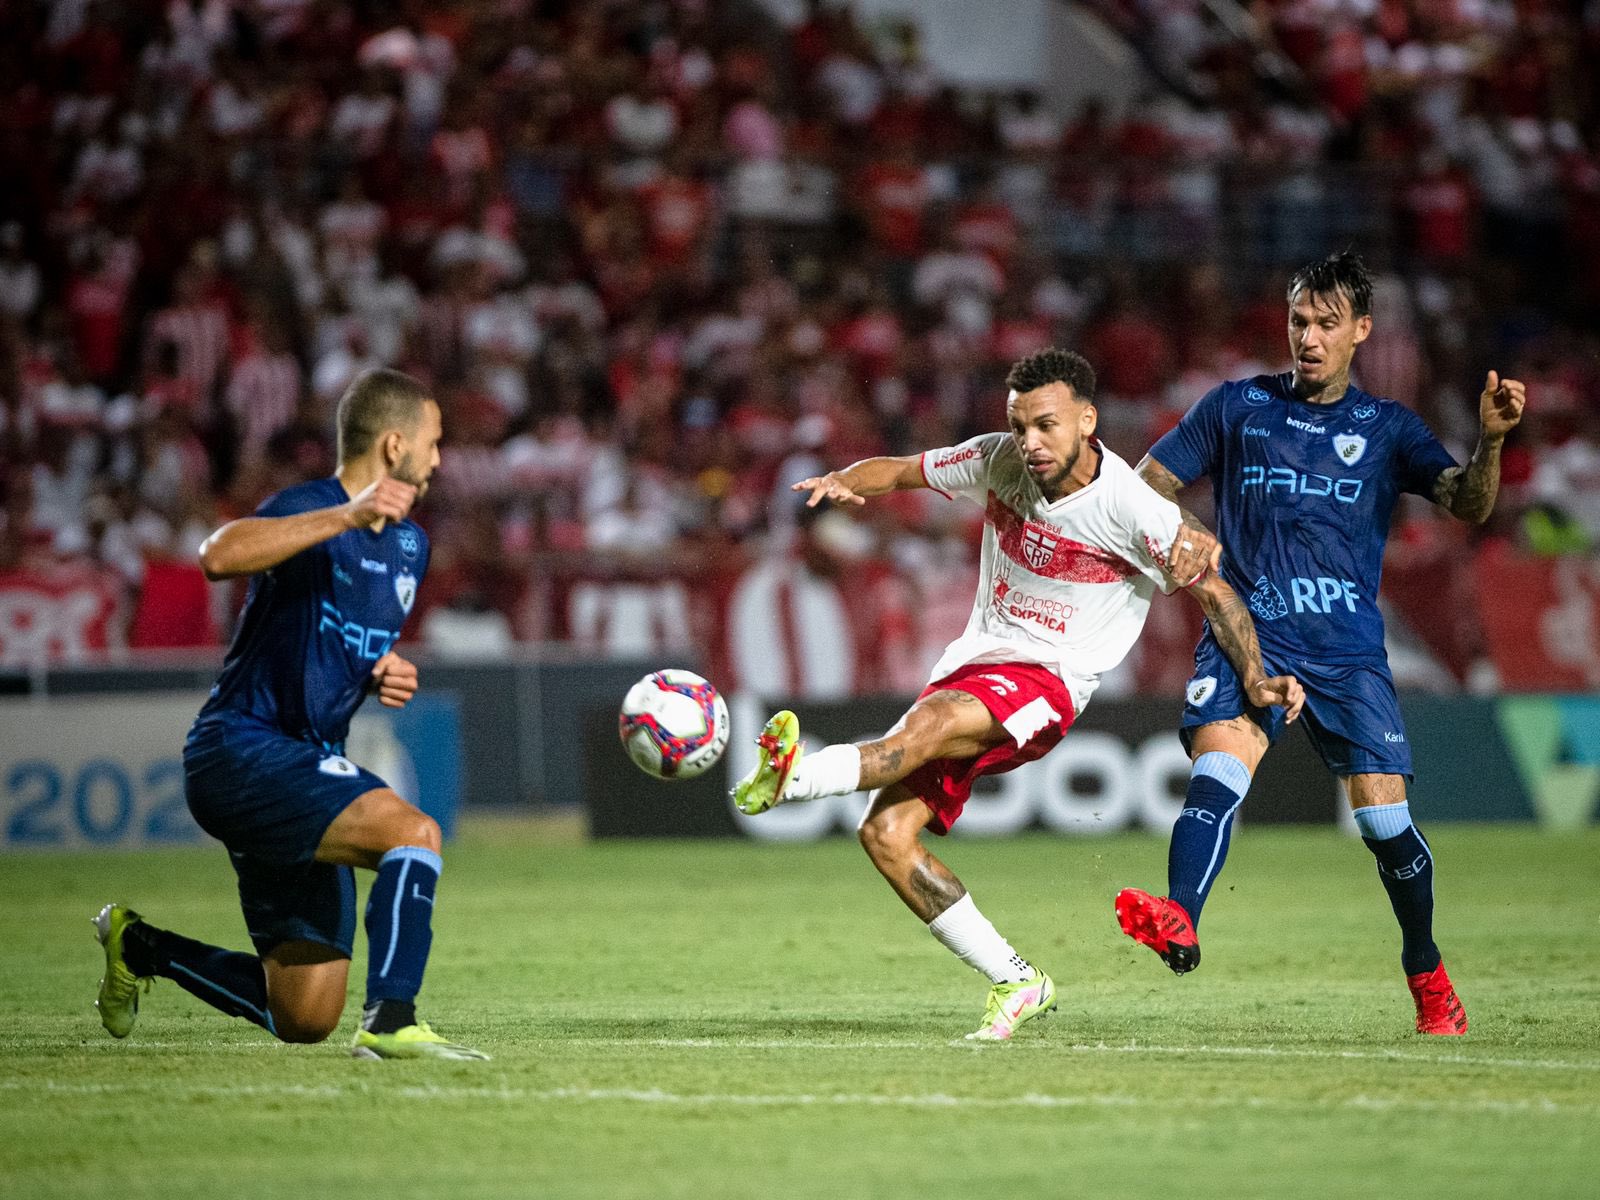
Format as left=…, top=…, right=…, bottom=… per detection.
left=731, top=711, right=802, bottom=816
left=351, top=1022, right=490, bottom=1061
left=92, top=903, right=151, bottom=1039
left=964, top=971, right=1057, bottom=1042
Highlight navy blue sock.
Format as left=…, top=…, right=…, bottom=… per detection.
left=1355, top=803, right=1440, bottom=976
left=126, top=923, right=275, bottom=1034
left=1168, top=752, right=1251, bottom=927
left=364, top=846, right=441, bottom=1011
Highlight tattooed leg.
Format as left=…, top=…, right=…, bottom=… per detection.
left=858, top=783, right=967, bottom=921
left=855, top=689, right=1004, bottom=791
left=858, top=782, right=1041, bottom=987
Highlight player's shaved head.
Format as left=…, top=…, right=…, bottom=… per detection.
left=337, top=368, right=434, bottom=463
left=1287, top=250, right=1373, bottom=319
left=1005, top=347, right=1097, bottom=405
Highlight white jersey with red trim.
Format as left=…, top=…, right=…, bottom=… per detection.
left=920, top=432, right=1185, bottom=713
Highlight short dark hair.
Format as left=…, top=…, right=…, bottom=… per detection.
left=1287, top=250, right=1373, bottom=319
left=336, top=368, right=433, bottom=462
left=1005, top=347, right=1097, bottom=404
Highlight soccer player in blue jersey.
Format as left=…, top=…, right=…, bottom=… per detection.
left=1114, top=251, right=1525, bottom=1035
left=91, top=367, right=486, bottom=1060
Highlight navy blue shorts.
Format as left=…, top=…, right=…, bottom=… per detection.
left=1179, top=632, right=1413, bottom=778
left=184, top=715, right=387, bottom=956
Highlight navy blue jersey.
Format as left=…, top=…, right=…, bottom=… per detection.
left=196, top=478, right=429, bottom=747
left=1150, top=374, right=1456, bottom=663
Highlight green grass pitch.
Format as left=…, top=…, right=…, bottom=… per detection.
left=2, top=820, right=1596, bottom=1199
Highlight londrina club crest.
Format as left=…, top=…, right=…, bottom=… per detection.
left=394, top=569, right=417, bottom=614
left=1333, top=433, right=1367, bottom=465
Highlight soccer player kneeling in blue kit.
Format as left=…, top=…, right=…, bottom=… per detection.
left=92, top=367, right=486, bottom=1060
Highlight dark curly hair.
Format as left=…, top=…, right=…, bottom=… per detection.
left=1287, top=250, right=1373, bottom=319
left=1004, top=347, right=1097, bottom=403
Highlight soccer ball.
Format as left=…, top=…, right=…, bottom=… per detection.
left=618, top=669, right=730, bottom=780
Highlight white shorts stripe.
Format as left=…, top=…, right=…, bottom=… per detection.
left=1002, top=697, right=1060, bottom=745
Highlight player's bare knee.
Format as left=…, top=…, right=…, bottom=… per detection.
left=857, top=806, right=914, bottom=866
left=402, top=812, right=442, bottom=854
left=271, top=1005, right=342, bottom=1044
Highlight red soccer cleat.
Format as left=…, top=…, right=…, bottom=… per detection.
left=1407, top=962, right=1468, bottom=1035
left=1115, top=888, right=1201, bottom=975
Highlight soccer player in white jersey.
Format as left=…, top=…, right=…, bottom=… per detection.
left=732, top=348, right=1305, bottom=1041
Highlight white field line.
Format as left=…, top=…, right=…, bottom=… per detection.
left=575, top=1038, right=1600, bottom=1073
left=0, top=1077, right=1589, bottom=1116
left=15, top=1037, right=1600, bottom=1073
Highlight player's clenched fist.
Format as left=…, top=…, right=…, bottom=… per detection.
left=345, top=475, right=417, bottom=529
left=1167, top=526, right=1222, bottom=587
left=1479, top=370, right=1526, bottom=439
left=1246, top=673, right=1305, bottom=723
left=792, top=472, right=866, bottom=508
left=370, top=650, right=419, bottom=708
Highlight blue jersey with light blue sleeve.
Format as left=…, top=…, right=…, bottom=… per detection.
left=1150, top=373, right=1456, bottom=664
left=196, top=477, right=429, bottom=749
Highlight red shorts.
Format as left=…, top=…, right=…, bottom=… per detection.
left=904, top=662, right=1078, bottom=835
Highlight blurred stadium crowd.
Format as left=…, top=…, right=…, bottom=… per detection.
left=1, top=0, right=1596, bottom=691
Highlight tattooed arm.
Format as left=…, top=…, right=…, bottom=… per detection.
left=1432, top=371, right=1526, bottom=525
left=1136, top=454, right=1221, bottom=582
left=1186, top=572, right=1306, bottom=722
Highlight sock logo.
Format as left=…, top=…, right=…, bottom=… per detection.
left=1179, top=806, right=1218, bottom=825
left=410, top=884, right=435, bottom=907
left=1380, top=853, right=1430, bottom=881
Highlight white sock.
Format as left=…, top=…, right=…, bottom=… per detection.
left=782, top=743, right=862, bottom=802
left=926, top=894, right=1035, bottom=984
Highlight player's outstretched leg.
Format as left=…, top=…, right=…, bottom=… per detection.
left=736, top=690, right=996, bottom=817
left=859, top=785, right=1055, bottom=1042
left=93, top=903, right=280, bottom=1037
left=1353, top=797, right=1467, bottom=1035
left=1116, top=750, right=1250, bottom=974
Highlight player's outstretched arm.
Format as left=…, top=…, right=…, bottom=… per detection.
left=199, top=476, right=417, bottom=579
left=791, top=454, right=927, bottom=508
left=1432, top=370, right=1527, bottom=525
left=1132, top=454, right=1216, bottom=582
left=1184, top=572, right=1306, bottom=723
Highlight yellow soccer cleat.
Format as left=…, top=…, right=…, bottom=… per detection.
left=731, top=711, right=803, bottom=816
left=92, top=903, right=152, bottom=1039
left=964, top=972, right=1057, bottom=1042
left=351, top=1021, right=490, bottom=1061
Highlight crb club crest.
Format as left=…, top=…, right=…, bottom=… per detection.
left=394, top=569, right=417, bottom=614
left=1333, top=433, right=1367, bottom=465
left=1021, top=524, right=1058, bottom=571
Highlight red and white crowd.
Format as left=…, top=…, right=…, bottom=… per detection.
left=0, top=0, right=1595, bottom=689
